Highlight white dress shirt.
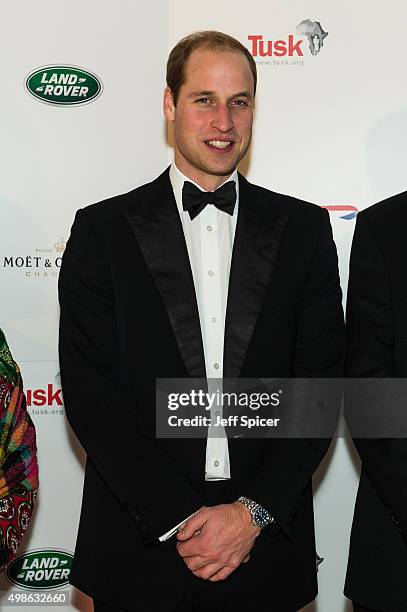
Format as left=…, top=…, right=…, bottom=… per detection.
left=159, top=163, right=239, bottom=542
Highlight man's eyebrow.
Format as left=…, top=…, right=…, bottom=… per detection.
left=188, top=90, right=216, bottom=98
left=230, top=91, right=252, bottom=99
left=187, top=90, right=253, bottom=100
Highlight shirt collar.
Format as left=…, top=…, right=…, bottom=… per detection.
left=169, top=162, right=239, bottom=218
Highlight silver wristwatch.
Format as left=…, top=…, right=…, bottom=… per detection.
left=235, top=496, right=274, bottom=529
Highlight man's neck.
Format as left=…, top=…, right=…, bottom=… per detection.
left=173, top=161, right=235, bottom=192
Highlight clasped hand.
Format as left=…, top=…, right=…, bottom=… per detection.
left=176, top=503, right=260, bottom=582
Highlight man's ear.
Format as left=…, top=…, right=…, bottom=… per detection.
left=163, top=87, right=176, bottom=122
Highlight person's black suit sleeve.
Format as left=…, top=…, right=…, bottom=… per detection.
left=345, top=212, right=407, bottom=543
left=59, top=209, right=204, bottom=544
left=243, top=209, right=345, bottom=537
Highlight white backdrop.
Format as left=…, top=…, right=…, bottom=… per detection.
left=1, top=1, right=407, bottom=610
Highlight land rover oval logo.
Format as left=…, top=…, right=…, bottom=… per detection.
left=7, top=550, right=73, bottom=589
left=26, top=66, right=102, bottom=106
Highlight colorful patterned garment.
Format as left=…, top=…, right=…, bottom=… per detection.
left=0, top=330, right=38, bottom=571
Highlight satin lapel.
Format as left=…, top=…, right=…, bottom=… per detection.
left=125, top=169, right=206, bottom=378
left=223, top=175, right=288, bottom=378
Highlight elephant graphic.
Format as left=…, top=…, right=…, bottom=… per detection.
left=296, top=19, right=328, bottom=55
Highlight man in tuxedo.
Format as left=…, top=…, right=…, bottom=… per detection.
left=345, top=193, right=407, bottom=612
left=59, top=31, right=344, bottom=611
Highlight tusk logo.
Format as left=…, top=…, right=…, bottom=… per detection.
left=7, top=550, right=74, bottom=589
left=296, top=20, right=328, bottom=55
left=247, top=19, right=328, bottom=64
left=25, top=65, right=103, bottom=106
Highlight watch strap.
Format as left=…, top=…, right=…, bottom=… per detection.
left=235, top=495, right=274, bottom=529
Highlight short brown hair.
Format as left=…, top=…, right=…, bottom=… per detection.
left=166, top=30, right=257, bottom=105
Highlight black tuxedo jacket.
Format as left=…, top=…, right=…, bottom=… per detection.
left=59, top=169, right=344, bottom=611
left=345, top=192, right=407, bottom=611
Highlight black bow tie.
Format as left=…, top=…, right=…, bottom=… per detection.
left=182, top=180, right=236, bottom=220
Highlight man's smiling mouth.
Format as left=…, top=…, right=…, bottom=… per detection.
left=205, top=140, right=233, bottom=150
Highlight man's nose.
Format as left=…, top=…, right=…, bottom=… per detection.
left=210, top=104, right=234, bottom=132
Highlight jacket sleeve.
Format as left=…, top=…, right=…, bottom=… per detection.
left=58, top=209, right=204, bottom=545
left=345, top=212, right=407, bottom=543
left=243, top=209, right=345, bottom=537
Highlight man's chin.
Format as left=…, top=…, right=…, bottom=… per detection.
left=201, top=161, right=238, bottom=177
left=201, top=148, right=249, bottom=177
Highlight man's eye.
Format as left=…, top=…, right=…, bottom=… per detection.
left=232, top=99, right=248, bottom=107
left=196, top=98, right=211, bottom=104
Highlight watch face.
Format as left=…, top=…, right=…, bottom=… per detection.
left=253, top=506, right=271, bottom=527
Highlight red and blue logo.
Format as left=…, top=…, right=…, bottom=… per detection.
left=321, top=205, right=358, bottom=220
